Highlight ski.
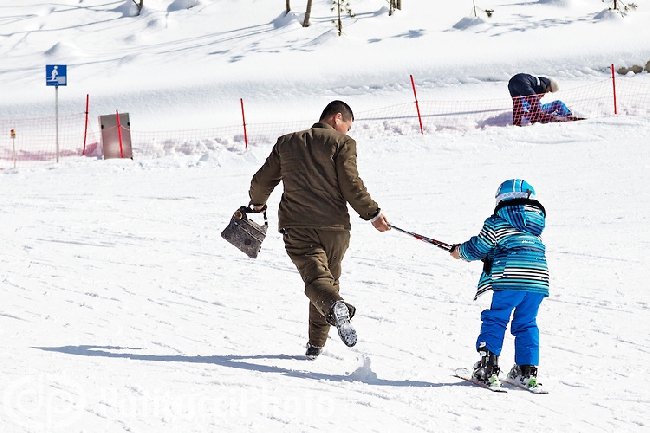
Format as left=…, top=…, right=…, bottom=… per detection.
left=454, top=368, right=507, bottom=393
left=501, top=377, right=549, bottom=394
left=557, top=115, right=586, bottom=122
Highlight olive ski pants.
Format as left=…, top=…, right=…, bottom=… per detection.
left=283, top=227, right=351, bottom=348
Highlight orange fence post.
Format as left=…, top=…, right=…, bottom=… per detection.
left=11, top=128, right=16, bottom=168
left=83, top=94, right=89, bottom=155
left=410, top=75, right=424, bottom=134
left=610, top=64, right=618, bottom=115
left=116, top=110, right=124, bottom=158
left=240, top=98, right=249, bottom=148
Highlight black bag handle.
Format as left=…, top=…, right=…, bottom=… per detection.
left=235, top=205, right=268, bottom=226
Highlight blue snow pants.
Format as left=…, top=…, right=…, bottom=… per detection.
left=541, top=100, right=571, bottom=116
left=476, top=290, right=545, bottom=366
left=522, top=99, right=572, bottom=117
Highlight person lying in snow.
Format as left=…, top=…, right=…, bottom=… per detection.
left=520, top=99, right=576, bottom=124
left=508, top=73, right=558, bottom=126
left=507, top=73, right=582, bottom=126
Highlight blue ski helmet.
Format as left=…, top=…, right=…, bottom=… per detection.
left=495, top=179, right=536, bottom=205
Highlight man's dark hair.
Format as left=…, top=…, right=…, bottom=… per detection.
left=319, top=100, right=354, bottom=122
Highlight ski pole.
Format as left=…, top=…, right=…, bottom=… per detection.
left=390, top=224, right=454, bottom=252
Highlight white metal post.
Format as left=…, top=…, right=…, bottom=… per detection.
left=55, top=85, right=59, bottom=163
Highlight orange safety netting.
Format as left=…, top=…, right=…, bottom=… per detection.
left=1, top=76, right=648, bottom=169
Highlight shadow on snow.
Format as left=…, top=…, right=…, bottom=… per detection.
left=34, top=344, right=460, bottom=388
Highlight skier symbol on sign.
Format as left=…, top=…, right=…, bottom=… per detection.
left=46, top=65, right=67, bottom=86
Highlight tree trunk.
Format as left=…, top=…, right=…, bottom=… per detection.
left=389, top=0, right=401, bottom=15
left=337, top=0, right=342, bottom=36
left=132, top=0, right=143, bottom=16
left=286, top=0, right=291, bottom=14
left=303, top=0, right=313, bottom=27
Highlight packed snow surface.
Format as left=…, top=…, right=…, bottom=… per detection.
left=1, top=1, right=650, bottom=431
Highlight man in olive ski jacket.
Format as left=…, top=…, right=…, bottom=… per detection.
left=248, top=100, right=391, bottom=359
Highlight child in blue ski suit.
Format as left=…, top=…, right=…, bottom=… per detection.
left=450, top=179, right=549, bottom=389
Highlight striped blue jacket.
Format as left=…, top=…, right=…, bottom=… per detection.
left=458, top=199, right=549, bottom=300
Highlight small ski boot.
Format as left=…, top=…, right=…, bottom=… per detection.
left=326, top=300, right=357, bottom=347
left=507, top=364, right=540, bottom=389
left=473, top=343, right=501, bottom=387
left=305, top=343, right=323, bottom=360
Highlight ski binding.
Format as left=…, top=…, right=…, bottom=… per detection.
left=454, top=368, right=507, bottom=393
